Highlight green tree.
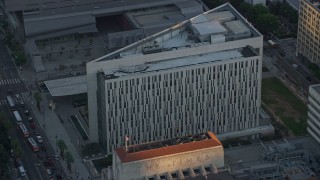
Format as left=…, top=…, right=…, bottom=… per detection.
left=0, top=18, right=9, bottom=30
left=64, top=151, right=74, bottom=172
left=255, top=13, right=279, bottom=34
left=0, top=112, right=11, bottom=130
left=0, top=123, right=11, bottom=151
left=11, top=139, right=22, bottom=159
left=0, top=144, right=9, bottom=177
left=281, top=4, right=298, bottom=23
left=202, top=0, right=224, bottom=9
left=33, top=92, right=42, bottom=110
left=57, top=139, right=68, bottom=159
left=247, top=4, right=269, bottom=23
left=228, top=0, right=244, bottom=9
left=239, top=2, right=252, bottom=15
left=14, top=51, right=26, bottom=66
left=269, top=1, right=281, bottom=15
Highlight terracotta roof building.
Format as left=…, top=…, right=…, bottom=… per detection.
left=102, top=132, right=225, bottom=180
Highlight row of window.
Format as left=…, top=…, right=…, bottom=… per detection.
left=107, top=106, right=259, bottom=131
left=108, top=115, right=258, bottom=148
left=98, top=58, right=261, bottom=153
left=106, top=60, right=259, bottom=90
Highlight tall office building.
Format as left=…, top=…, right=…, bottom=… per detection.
left=87, top=3, right=264, bottom=154
left=297, top=0, right=320, bottom=64
left=307, top=84, right=320, bottom=144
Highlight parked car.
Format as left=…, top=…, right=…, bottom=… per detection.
left=30, top=122, right=35, bottom=129
left=46, top=156, right=53, bottom=161
left=24, top=110, right=29, bottom=115
left=36, top=136, right=43, bottom=143
left=54, top=154, right=60, bottom=161
left=292, top=64, right=299, bottom=70
left=46, top=169, right=52, bottom=175
left=28, top=117, right=33, bottom=122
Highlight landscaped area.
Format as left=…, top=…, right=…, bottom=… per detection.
left=261, top=78, right=307, bottom=136
left=70, top=115, right=88, bottom=140
left=92, top=155, right=112, bottom=173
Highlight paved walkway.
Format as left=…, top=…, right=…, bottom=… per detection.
left=26, top=93, right=91, bottom=179
left=18, top=56, right=93, bottom=179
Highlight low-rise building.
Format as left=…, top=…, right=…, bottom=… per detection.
left=102, top=132, right=224, bottom=180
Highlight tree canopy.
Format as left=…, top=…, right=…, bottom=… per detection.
left=255, top=13, right=279, bottom=34
left=247, top=4, right=269, bottom=23
left=57, top=139, right=68, bottom=158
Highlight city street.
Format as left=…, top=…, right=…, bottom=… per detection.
left=0, top=37, right=65, bottom=179
left=263, top=38, right=318, bottom=101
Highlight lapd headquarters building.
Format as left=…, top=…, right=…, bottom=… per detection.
left=87, top=3, right=265, bottom=154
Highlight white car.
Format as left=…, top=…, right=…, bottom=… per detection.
left=292, top=64, right=299, bottom=70
left=46, top=169, right=52, bottom=175
left=54, top=154, right=60, bottom=161
left=36, top=136, right=43, bottom=143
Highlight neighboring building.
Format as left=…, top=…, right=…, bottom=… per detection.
left=87, top=3, right=265, bottom=153
left=1, top=0, right=204, bottom=42
left=297, top=0, right=320, bottom=65
left=102, top=132, right=226, bottom=180
left=308, top=84, right=320, bottom=144
left=244, top=0, right=266, bottom=6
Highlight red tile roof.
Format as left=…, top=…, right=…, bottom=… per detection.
left=115, top=132, right=222, bottom=163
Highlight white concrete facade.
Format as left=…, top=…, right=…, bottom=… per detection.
left=308, top=84, right=320, bottom=144
left=87, top=3, right=263, bottom=153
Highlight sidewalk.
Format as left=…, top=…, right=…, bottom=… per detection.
left=28, top=93, right=91, bottom=179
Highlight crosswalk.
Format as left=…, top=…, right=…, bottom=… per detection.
left=0, top=78, right=21, bottom=85
left=0, top=93, right=29, bottom=107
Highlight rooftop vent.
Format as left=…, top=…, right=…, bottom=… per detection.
left=118, top=64, right=149, bottom=73
left=142, top=45, right=168, bottom=54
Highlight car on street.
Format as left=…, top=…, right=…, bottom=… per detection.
left=30, top=122, right=35, bottom=129
left=292, top=64, right=299, bottom=70
left=10, top=149, right=15, bottom=158
left=24, top=110, right=29, bottom=115
left=28, top=116, right=33, bottom=122
left=46, top=169, right=52, bottom=175
left=54, top=154, right=60, bottom=161
left=36, top=136, right=43, bottom=143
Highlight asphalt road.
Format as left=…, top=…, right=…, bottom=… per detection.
left=263, top=38, right=318, bottom=98
left=0, top=38, right=63, bottom=180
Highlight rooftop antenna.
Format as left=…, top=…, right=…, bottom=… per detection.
left=125, top=135, right=129, bottom=151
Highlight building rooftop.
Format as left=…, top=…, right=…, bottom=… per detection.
left=44, top=75, right=87, bottom=96
left=115, top=132, right=222, bottom=163
left=310, top=84, right=320, bottom=94
left=92, top=3, right=261, bottom=64
left=101, top=46, right=258, bottom=80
